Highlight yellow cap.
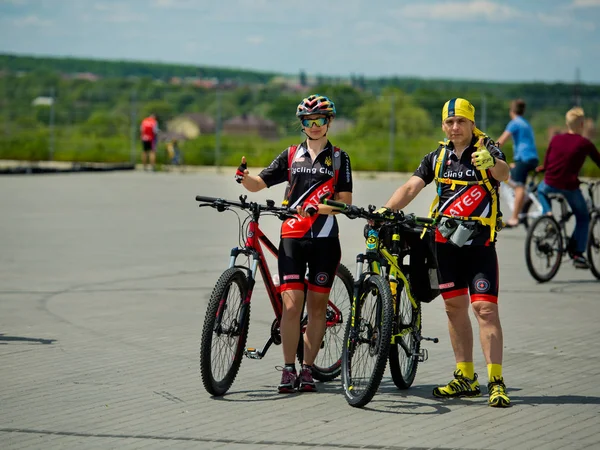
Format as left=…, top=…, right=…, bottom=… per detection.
left=442, top=98, right=475, bottom=123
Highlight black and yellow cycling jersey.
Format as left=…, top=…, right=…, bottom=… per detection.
left=259, top=141, right=353, bottom=239
left=413, top=135, right=506, bottom=246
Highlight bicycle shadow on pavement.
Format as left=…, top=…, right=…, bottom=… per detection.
left=0, top=333, right=56, bottom=345
left=208, top=378, right=350, bottom=402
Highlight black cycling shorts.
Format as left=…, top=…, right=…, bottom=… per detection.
left=435, top=243, right=499, bottom=303
left=510, top=159, right=538, bottom=185
left=142, top=139, right=156, bottom=152
left=278, top=237, right=341, bottom=293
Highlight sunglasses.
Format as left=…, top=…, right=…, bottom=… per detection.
left=301, top=117, right=329, bottom=128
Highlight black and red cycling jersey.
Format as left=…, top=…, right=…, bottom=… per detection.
left=259, top=141, right=353, bottom=239
left=414, top=137, right=506, bottom=246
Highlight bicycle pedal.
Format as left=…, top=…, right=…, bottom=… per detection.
left=415, top=348, right=429, bottom=363
left=422, top=336, right=439, bottom=343
left=244, top=347, right=263, bottom=360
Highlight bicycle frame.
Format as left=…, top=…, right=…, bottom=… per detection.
left=200, top=196, right=344, bottom=360
left=229, top=214, right=282, bottom=318
left=357, top=224, right=433, bottom=354
left=545, top=181, right=598, bottom=252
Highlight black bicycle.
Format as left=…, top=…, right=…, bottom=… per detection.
left=525, top=181, right=600, bottom=282
left=322, top=199, right=440, bottom=407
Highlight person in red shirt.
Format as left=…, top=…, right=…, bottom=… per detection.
left=140, top=114, right=159, bottom=171
left=538, top=107, right=600, bottom=268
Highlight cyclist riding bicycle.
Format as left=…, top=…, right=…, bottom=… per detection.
left=537, top=106, right=600, bottom=269
left=380, top=98, right=512, bottom=408
left=235, top=94, right=353, bottom=393
left=497, top=99, right=539, bottom=228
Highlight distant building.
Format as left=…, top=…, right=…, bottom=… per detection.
left=167, top=113, right=216, bottom=139
left=31, top=96, right=54, bottom=106
left=328, top=118, right=355, bottom=136
left=223, top=114, right=279, bottom=139
left=158, top=130, right=188, bottom=143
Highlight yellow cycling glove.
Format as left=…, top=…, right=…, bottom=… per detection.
left=472, top=148, right=496, bottom=170
left=375, top=207, right=395, bottom=220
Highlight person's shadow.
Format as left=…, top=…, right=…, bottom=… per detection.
left=0, top=333, right=56, bottom=345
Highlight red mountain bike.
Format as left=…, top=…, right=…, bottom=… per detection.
left=196, top=195, right=354, bottom=396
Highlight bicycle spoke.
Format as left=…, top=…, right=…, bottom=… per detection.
left=342, top=275, right=393, bottom=407
left=526, top=216, right=563, bottom=282
left=588, top=215, right=600, bottom=279
left=200, top=268, right=250, bottom=396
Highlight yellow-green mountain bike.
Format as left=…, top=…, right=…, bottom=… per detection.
left=323, top=199, right=440, bottom=408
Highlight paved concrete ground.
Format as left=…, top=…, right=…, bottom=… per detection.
left=1, top=170, right=599, bottom=450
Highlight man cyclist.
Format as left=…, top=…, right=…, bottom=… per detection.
left=380, top=98, right=512, bottom=407
left=537, top=106, right=600, bottom=269
left=497, top=99, right=539, bottom=228
left=235, top=94, right=353, bottom=393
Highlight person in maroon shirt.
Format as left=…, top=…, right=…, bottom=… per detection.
left=538, top=107, right=600, bottom=268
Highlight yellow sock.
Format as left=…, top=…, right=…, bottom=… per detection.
left=488, top=363, right=502, bottom=382
left=456, top=362, right=475, bottom=380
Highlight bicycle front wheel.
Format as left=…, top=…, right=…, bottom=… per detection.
left=200, top=268, right=250, bottom=396
left=388, top=283, right=421, bottom=389
left=525, top=215, right=563, bottom=282
left=310, top=263, right=354, bottom=382
left=341, top=274, right=394, bottom=408
left=520, top=196, right=543, bottom=229
left=587, top=214, right=600, bottom=279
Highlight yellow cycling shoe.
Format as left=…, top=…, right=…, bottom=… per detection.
left=488, top=376, right=511, bottom=407
left=433, top=369, right=481, bottom=398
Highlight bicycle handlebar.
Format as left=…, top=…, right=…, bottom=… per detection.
left=321, top=197, right=435, bottom=226
left=195, top=195, right=296, bottom=217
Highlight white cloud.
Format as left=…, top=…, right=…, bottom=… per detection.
left=397, top=0, right=520, bottom=22
left=2, top=0, right=29, bottom=5
left=246, top=36, right=264, bottom=45
left=152, top=0, right=205, bottom=10
left=537, top=12, right=595, bottom=30
left=353, top=21, right=433, bottom=47
left=13, top=15, right=52, bottom=27
left=554, top=45, right=581, bottom=59
left=571, top=0, right=600, bottom=7
left=91, top=2, right=147, bottom=23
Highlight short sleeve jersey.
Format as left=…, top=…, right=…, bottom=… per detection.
left=543, top=133, right=600, bottom=190
left=505, top=116, right=538, bottom=162
left=140, top=117, right=158, bottom=142
left=413, top=136, right=506, bottom=246
left=259, top=141, right=352, bottom=239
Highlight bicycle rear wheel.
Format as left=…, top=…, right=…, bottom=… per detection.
left=309, top=263, right=354, bottom=382
left=200, top=268, right=250, bottom=396
left=388, top=283, right=421, bottom=389
left=341, top=274, right=393, bottom=408
left=525, top=215, right=563, bottom=282
left=587, top=214, right=600, bottom=279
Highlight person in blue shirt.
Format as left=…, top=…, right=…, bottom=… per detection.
left=497, top=99, right=539, bottom=228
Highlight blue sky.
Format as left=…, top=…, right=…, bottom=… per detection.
left=1, top=0, right=600, bottom=83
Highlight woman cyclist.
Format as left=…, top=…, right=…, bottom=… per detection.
left=235, top=94, right=353, bottom=393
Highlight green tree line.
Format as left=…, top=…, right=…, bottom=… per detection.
left=1, top=53, right=599, bottom=176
